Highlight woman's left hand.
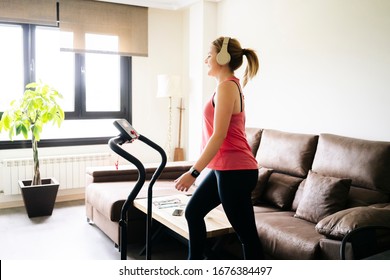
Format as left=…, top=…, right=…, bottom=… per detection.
left=174, top=172, right=196, bottom=192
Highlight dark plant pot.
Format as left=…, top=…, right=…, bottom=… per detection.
left=19, top=178, right=59, bottom=218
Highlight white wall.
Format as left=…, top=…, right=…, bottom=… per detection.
left=215, top=0, right=390, bottom=141
left=130, top=8, right=185, bottom=163
left=185, top=1, right=218, bottom=160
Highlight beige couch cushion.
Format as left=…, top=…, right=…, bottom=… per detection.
left=294, top=171, right=351, bottom=223
left=86, top=180, right=194, bottom=221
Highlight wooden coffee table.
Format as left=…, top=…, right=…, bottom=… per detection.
left=133, top=194, right=234, bottom=240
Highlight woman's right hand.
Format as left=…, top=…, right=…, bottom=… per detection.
left=174, top=172, right=196, bottom=192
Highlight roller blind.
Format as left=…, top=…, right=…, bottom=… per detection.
left=59, top=0, right=148, bottom=56
left=0, top=0, right=58, bottom=26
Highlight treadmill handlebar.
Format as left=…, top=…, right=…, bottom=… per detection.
left=108, top=127, right=168, bottom=260
left=108, top=136, right=146, bottom=212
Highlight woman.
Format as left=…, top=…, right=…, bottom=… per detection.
left=174, top=36, right=264, bottom=260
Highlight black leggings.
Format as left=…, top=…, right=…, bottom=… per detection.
left=185, top=169, right=264, bottom=260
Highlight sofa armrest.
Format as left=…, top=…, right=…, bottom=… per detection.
left=86, top=160, right=195, bottom=184
left=315, top=203, right=390, bottom=240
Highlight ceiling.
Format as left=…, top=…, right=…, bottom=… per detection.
left=96, top=0, right=210, bottom=10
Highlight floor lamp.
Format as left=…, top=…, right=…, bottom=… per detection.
left=174, top=97, right=185, bottom=161
left=157, top=74, right=182, bottom=161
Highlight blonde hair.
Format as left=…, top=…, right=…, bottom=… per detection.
left=212, top=37, right=259, bottom=87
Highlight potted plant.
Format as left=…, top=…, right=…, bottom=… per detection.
left=0, top=81, right=65, bottom=218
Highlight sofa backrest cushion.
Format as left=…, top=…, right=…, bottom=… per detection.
left=245, top=127, right=263, bottom=156
left=312, top=134, right=390, bottom=193
left=256, top=129, right=319, bottom=177
left=86, top=161, right=195, bottom=183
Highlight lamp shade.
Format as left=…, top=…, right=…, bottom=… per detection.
left=157, top=74, right=181, bottom=98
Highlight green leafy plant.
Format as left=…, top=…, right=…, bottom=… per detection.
left=0, top=81, right=65, bottom=186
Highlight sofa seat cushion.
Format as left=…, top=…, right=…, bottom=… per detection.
left=315, top=205, right=390, bottom=239
left=255, top=211, right=324, bottom=259
left=253, top=204, right=283, bottom=214
left=86, top=180, right=191, bottom=222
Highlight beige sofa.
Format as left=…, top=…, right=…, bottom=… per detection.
left=85, top=128, right=390, bottom=259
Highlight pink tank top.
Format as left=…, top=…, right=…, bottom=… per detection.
left=201, top=77, right=258, bottom=170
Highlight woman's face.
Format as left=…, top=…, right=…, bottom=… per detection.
left=204, top=45, right=220, bottom=77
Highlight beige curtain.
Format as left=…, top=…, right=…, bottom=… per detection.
left=59, top=0, right=148, bottom=56
left=0, top=0, right=58, bottom=26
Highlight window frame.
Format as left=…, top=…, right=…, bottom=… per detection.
left=0, top=22, right=132, bottom=150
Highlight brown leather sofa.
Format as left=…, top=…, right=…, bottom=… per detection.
left=85, top=128, right=390, bottom=259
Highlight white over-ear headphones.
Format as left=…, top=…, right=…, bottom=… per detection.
left=216, top=37, right=231, bottom=65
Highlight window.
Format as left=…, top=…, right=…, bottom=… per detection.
left=0, top=24, right=24, bottom=113
left=0, top=23, right=131, bottom=149
left=35, top=26, right=75, bottom=112
left=85, top=34, right=120, bottom=112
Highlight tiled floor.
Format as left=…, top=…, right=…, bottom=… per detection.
left=0, top=200, right=187, bottom=260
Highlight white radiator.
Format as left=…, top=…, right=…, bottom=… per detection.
left=0, top=153, right=112, bottom=195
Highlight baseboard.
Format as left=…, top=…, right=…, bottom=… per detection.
left=0, top=188, right=85, bottom=209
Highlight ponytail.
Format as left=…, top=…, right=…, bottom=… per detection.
left=242, top=48, right=259, bottom=87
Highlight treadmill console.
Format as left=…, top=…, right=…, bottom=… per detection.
left=113, top=119, right=139, bottom=141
